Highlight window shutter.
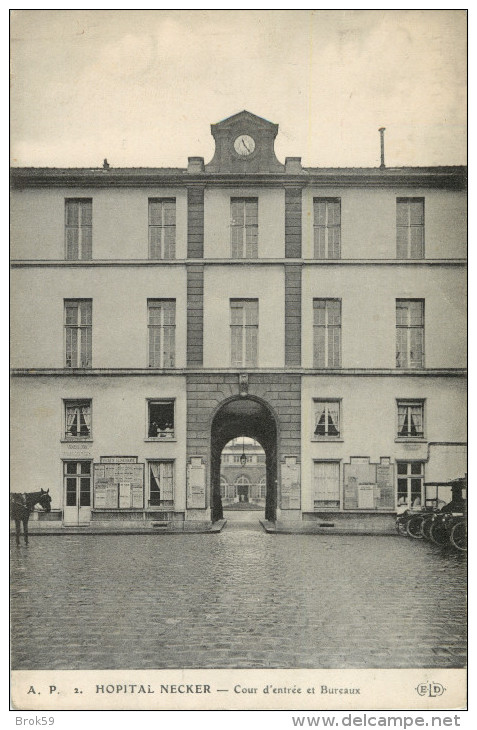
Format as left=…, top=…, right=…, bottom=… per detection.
left=410, top=328, right=424, bottom=367
left=231, top=226, right=243, bottom=258
left=80, top=301, right=92, bottom=325
left=66, top=228, right=79, bottom=260
left=149, top=326, right=161, bottom=367
left=65, top=201, right=79, bottom=226
left=313, top=328, right=325, bottom=368
left=396, top=226, right=408, bottom=258
left=163, top=227, right=175, bottom=259
left=161, top=462, right=174, bottom=501
left=409, top=199, right=424, bottom=225
left=81, top=326, right=92, bottom=367
left=163, top=325, right=175, bottom=367
left=81, top=226, right=92, bottom=260
left=245, top=326, right=257, bottom=366
left=231, top=326, right=243, bottom=366
left=410, top=227, right=424, bottom=258
left=149, top=227, right=163, bottom=259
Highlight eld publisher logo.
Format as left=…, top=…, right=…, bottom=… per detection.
left=416, top=682, right=446, bottom=698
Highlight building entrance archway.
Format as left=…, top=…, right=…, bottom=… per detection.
left=210, top=397, right=278, bottom=522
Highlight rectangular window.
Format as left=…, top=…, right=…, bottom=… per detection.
left=396, top=299, right=424, bottom=368
left=397, top=461, right=424, bottom=509
left=64, top=299, right=92, bottom=368
left=313, top=400, right=341, bottom=438
left=313, top=299, right=341, bottom=367
left=314, top=198, right=341, bottom=259
left=397, top=400, right=424, bottom=439
left=230, top=299, right=258, bottom=367
left=148, top=299, right=176, bottom=367
left=313, top=461, right=340, bottom=509
left=64, top=400, right=92, bottom=439
left=149, top=199, right=176, bottom=259
left=64, top=461, right=91, bottom=507
left=396, top=198, right=424, bottom=259
left=231, top=198, right=258, bottom=258
left=148, top=461, right=174, bottom=507
left=147, top=400, right=175, bottom=439
left=65, top=199, right=92, bottom=260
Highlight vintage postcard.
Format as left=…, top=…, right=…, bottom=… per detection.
left=10, top=8, right=467, bottom=719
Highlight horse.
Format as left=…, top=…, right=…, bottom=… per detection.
left=10, top=489, right=52, bottom=546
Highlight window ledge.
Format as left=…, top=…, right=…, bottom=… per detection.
left=61, top=438, right=93, bottom=443
left=394, top=438, right=427, bottom=443
left=144, top=437, right=177, bottom=442
left=312, top=438, right=344, bottom=443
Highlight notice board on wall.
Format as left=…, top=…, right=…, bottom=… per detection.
left=344, top=458, right=394, bottom=510
left=187, top=458, right=206, bottom=509
left=93, top=463, right=144, bottom=509
left=281, top=457, right=301, bottom=509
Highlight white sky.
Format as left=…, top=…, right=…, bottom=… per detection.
left=10, top=9, right=467, bottom=168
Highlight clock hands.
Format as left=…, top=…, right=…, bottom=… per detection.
left=234, top=135, right=255, bottom=156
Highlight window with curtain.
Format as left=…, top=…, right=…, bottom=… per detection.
left=65, top=199, right=92, bottom=260
left=64, top=299, right=92, bottom=367
left=149, top=199, right=176, bottom=259
left=313, top=198, right=341, bottom=259
left=148, top=299, right=176, bottom=367
left=396, top=299, right=424, bottom=368
left=65, top=400, right=92, bottom=439
left=230, top=299, right=258, bottom=366
left=313, top=400, right=341, bottom=438
left=149, top=461, right=174, bottom=506
left=397, top=400, right=424, bottom=438
left=313, top=299, right=341, bottom=367
left=230, top=198, right=258, bottom=258
left=396, top=198, right=424, bottom=259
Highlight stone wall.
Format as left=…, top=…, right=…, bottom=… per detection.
left=186, top=373, right=301, bottom=458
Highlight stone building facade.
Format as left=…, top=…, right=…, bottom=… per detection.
left=10, top=111, right=467, bottom=529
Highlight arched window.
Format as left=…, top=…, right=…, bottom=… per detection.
left=220, top=476, right=228, bottom=498
left=259, top=477, right=266, bottom=499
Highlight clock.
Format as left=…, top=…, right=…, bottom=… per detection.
left=234, top=134, right=256, bottom=157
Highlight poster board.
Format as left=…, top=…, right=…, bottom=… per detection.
left=344, top=458, right=394, bottom=510
left=93, top=462, right=144, bottom=508
left=280, top=457, right=301, bottom=509
left=187, top=457, right=206, bottom=509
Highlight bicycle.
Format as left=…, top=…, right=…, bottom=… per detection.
left=429, top=513, right=450, bottom=546
left=449, top=516, right=467, bottom=552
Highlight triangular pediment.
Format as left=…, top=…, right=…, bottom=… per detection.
left=207, top=110, right=283, bottom=172
left=211, top=110, right=278, bottom=135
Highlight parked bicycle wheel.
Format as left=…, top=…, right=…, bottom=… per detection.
left=430, top=519, right=449, bottom=546
left=406, top=514, right=425, bottom=539
left=421, top=516, right=434, bottom=540
left=450, top=521, right=467, bottom=552
left=396, top=516, right=408, bottom=536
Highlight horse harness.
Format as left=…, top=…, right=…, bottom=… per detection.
left=11, top=493, right=30, bottom=514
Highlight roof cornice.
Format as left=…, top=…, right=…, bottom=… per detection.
left=10, top=166, right=467, bottom=190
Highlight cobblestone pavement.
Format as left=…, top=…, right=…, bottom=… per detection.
left=10, top=522, right=466, bottom=670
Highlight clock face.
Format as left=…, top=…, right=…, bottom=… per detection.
left=234, top=134, right=256, bottom=157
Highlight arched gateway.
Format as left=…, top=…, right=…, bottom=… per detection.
left=210, top=397, right=278, bottom=522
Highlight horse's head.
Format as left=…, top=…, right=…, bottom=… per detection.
left=38, top=489, right=52, bottom=513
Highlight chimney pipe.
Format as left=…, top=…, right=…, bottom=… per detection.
left=378, top=128, right=386, bottom=169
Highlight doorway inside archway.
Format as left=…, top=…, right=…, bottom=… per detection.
left=210, top=397, right=278, bottom=522
left=220, top=437, right=266, bottom=521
